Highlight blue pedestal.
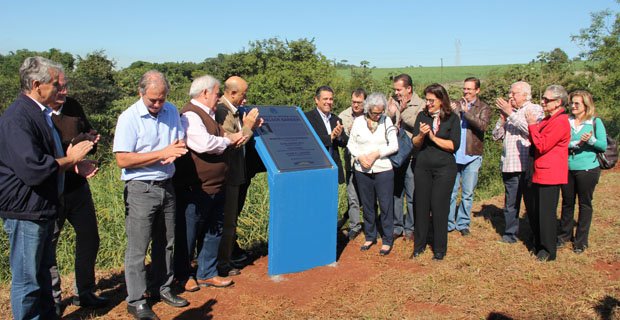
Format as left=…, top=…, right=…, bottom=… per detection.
left=253, top=106, right=338, bottom=275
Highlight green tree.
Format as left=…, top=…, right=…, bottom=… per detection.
left=572, top=3, right=620, bottom=139
left=208, top=37, right=346, bottom=113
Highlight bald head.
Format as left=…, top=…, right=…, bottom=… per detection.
left=223, top=76, right=248, bottom=107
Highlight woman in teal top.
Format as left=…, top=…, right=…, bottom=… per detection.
left=557, top=90, right=607, bottom=254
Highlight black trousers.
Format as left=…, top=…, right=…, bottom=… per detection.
left=558, top=167, right=600, bottom=249
left=528, top=183, right=561, bottom=260
left=413, top=164, right=457, bottom=255
left=218, top=180, right=250, bottom=270
left=355, top=170, right=395, bottom=246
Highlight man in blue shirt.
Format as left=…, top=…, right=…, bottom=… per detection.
left=448, top=77, right=491, bottom=236
left=0, top=56, right=94, bottom=320
left=113, top=70, right=188, bottom=320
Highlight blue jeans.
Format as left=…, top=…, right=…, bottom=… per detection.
left=3, top=218, right=56, bottom=320
left=449, top=157, right=482, bottom=231
left=124, top=180, right=176, bottom=307
left=174, top=188, right=225, bottom=281
left=393, top=157, right=415, bottom=235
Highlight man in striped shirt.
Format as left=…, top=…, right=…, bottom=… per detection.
left=492, top=81, right=544, bottom=243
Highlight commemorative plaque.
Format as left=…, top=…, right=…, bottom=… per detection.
left=250, top=106, right=332, bottom=172
left=248, top=105, right=338, bottom=276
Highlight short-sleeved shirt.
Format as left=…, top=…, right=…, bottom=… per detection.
left=113, top=98, right=185, bottom=181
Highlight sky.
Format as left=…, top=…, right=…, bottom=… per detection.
left=1, top=0, right=617, bottom=69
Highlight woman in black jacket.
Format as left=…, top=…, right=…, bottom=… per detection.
left=410, top=83, right=461, bottom=261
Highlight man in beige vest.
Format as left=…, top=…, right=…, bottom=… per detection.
left=173, top=75, right=246, bottom=295
left=215, top=76, right=262, bottom=277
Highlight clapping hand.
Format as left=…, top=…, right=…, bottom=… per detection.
left=75, top=159, right=99, bottom=178
left=331, top=120, right=343, bottom=140
left=387, top=97, right=399, bottom=115
left=496, top=97, right=512, bottom=117
left=525, top=110, right=537, bottom=125
left=578, top=130, right=593, bottom=146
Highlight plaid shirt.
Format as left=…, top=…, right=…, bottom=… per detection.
left=492, top=101, right=544, bottom=172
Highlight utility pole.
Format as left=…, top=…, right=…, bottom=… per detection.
left=440, top=58, right=444, bottom=83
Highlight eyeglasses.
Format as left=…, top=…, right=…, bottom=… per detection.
left=368, top=111, right=383, bottom=117
left=351, top=100, right=364, bottom=105
left=541, top=96, right=558, bottom=104
left=425, top=99, right=436, bottom=104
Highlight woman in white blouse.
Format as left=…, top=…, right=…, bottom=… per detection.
left=347, top=92, right=398, bottom=256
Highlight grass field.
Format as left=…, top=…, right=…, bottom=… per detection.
left=336, top=60, right=592, bottom=85
left=2, top=165, right=619, bottom=319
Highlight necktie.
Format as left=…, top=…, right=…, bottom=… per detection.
left=52, top=127, right=65, bottom=195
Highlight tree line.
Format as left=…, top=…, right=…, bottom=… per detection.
left=1, top=7, right=619, bottom=158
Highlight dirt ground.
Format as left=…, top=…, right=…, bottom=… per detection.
left=2, top=167, right=620, bottom=319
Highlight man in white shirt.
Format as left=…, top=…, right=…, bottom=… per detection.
left=172, top=75, right=246, bottom=294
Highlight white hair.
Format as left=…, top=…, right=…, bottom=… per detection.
left=511, top=81, right=532, bottom=101
left=189, top=75, right=220, bottom=98
left=363, top=92, right=388, bottom=113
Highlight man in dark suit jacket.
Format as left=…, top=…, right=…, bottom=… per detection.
left=305, top=86, right=348, bottom=184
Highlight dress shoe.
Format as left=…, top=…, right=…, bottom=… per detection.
left=348, top=229, right=361, bottom=240
left=73, top=291, right=109, bottom=308
left=184, top=277, right=199, bottom=292
left=231, top=249, right=249, bottom=264
left=158, top=291, right=189, bottom=308
left=219, top=267, right=241, bottom=277
left=379, top=246, right=392, bottom=256
left=409, top=251, right=424, bottom=259
left=498, top=238, right=516, bottom=244
left=197, top=276, right=233, bottom=288
left=127, top=303, right=159, bottom=320
left=459, top=229, right=470, bottom=236
left=360, top=240, right=377, bottom=252
left=403, top=233, right=414, bottom=242
left=432, top=253, right=445, bottom=261
left=574, top=247, right=585, bottom=254
left=536, top=250, right=551, bottom=261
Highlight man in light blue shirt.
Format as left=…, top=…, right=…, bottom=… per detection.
left=113, top=70, right=188, bottom=320
left=448, top=77, right=491, bottom=236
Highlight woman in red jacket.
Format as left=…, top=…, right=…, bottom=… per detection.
left=525, top=84, right=571, bottom=261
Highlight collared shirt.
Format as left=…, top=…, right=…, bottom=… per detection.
left=317, top=108, right=332, bottom=135
left=568, top=117, right=598, bottom=148
left=492, top=101, right=544, bottom=172
left=455, top=99, right=481, bottom=165
left=318, top=108, right=333, bottom=153
left=27, top=96, right=65, bottom=194
left=181, top=99, right=230, bottom=155
left=51, top=105, right=64, bottom=116
left=113, top=98, right=185, bottom=181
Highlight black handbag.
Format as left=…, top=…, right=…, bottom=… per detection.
left=593, top=118, right=618, bottom=169
left=386, top=121, right=413, bottom=168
